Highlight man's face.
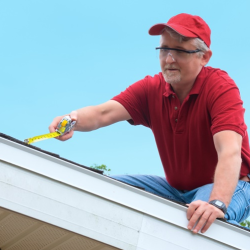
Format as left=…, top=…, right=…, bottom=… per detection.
left=160, top=31, right=204, bottom=86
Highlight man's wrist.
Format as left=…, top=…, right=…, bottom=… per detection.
left=209, top=200, right=227, bottom=214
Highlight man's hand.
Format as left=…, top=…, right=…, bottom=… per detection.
left=186, top=200, right=224, bottom=234
left=48, top=111, right=77, bottom=141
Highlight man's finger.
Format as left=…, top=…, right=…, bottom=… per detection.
left=187, top=205, right=205, bottom=230
left=200, top=212, right=217, bottom=233
left=186, top=201, right=200, bottom=220
left=192, top=210, right=211, bottom=233
left=48, top=116, right=64, bottom=133
left=57, top=130, right=74, bottom=141
left=200, top=206, right=224, bottom=233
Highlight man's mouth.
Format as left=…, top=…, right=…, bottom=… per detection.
left=165, top=68, right=179, bottom=72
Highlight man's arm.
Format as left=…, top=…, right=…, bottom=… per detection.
left=186, top=130, right=242, bottom=233
left=49, top=100, right=131, bottom=141
left=210, top=130, right=242, bottom=204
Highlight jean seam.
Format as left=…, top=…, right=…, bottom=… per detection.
left=233, top=182, right=250, bottom=222
left=241, top=204, right=250, bottom=222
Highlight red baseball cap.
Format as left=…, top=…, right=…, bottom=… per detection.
left=148, top=13, right=211, bottom=48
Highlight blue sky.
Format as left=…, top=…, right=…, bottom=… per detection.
left=1, top=0, right=250, bottom=177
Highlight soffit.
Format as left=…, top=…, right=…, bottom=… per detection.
left=0, top=207, right=119, bottom=250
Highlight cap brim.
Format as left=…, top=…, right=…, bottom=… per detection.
left=148, top=23, right=198, bottom=38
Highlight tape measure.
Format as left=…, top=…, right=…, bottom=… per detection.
left=24, top=116, right=76, bottom=144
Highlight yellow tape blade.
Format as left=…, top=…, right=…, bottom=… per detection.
left=24, top=131, right=61, bottom=144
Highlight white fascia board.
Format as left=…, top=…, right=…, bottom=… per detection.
left=0, top=137, right=249, bottom=250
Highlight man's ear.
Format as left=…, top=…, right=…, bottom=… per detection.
left=201, top=50, right=212, bottom=66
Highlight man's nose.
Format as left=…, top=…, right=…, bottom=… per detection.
left=165, top=52, right=176, bottom=63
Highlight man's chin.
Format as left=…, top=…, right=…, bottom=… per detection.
left=163, top=71, right=181, bottom=83
left=163, top=76, right=181, bottom=84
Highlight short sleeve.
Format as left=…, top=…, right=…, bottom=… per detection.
left=112, top=76, right=153, bottom=127
left=207, top=72, right=247, bottom=137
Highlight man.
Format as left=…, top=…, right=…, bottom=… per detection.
left=49, top=13, right=250, bottom=233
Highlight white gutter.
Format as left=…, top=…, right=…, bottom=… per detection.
left=0, top=136, right=249, bottom=250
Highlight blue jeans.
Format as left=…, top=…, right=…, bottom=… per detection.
left=111, top=175, right=250, bottom=226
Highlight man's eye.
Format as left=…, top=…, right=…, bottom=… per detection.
left=161, top=48, right=168, bottom=52
left=176, top=50, right=184, bottom=54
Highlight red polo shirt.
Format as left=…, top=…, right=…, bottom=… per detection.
left=112, top=66, right=250, bottom=190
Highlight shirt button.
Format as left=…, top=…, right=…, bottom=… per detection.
left=175, top=106, right=178, bottom=110
left=175, top=119, right=178, bottom=122
left=172, top=95, right=175, bottom=98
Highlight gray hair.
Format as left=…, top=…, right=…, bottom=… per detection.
left=160, top=27, right=209, bottom=56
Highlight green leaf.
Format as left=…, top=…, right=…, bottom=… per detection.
left=90, top=164, right=111, bottom=175
left=240, top=220, right=250, bottom=228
